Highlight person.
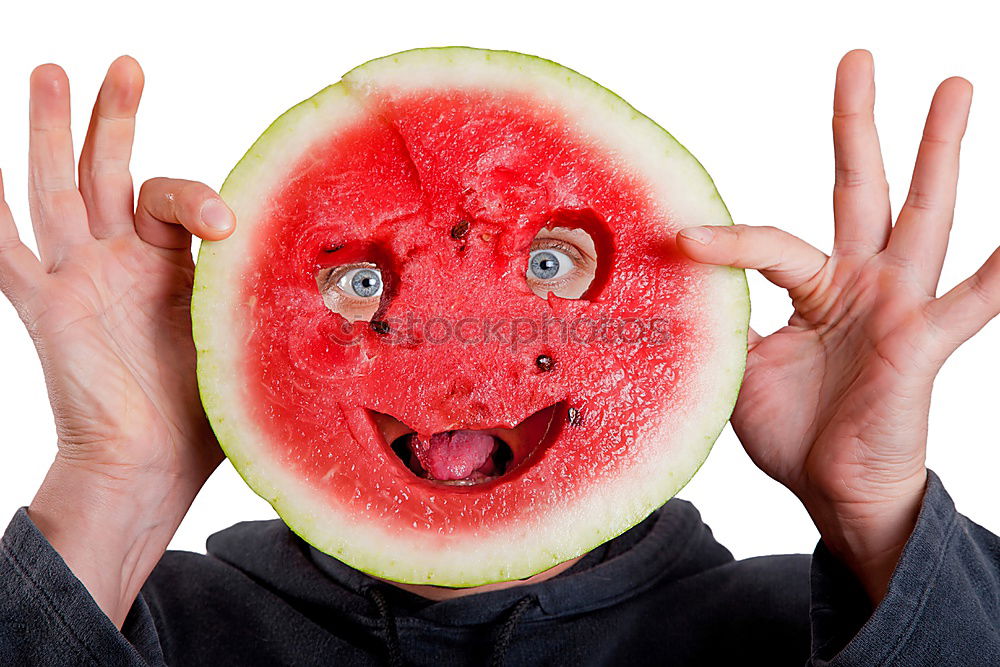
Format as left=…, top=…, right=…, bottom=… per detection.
left=0, top=49, right=998, bottom=666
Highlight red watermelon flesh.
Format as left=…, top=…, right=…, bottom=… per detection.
left=193, top=48, right=749, bottom=586
left=247, top=89, right=695, bottom=529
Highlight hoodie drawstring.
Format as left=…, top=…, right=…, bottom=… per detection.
left=365, top=586, right=536, bottom=667
left=490, top=595, right=536, bottom=667
left=367, top=586, right=403, bottom=667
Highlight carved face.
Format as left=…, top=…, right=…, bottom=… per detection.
left=193, top=48, right=746, bottom=586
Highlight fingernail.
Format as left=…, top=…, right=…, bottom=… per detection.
left=679, top=226, right=715, bottom=245
left=201, top=199, right=233, bottom=231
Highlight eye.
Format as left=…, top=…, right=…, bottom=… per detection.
left=337, top=267, right=383, bottom=299
left=316, top=262, right=384, bottom=322
left=526, top=227, right=598, bottom=300
left=528, top=249, right=573, bottom=281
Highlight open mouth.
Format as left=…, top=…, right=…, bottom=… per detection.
left=370, top=403, right=564, bottom=486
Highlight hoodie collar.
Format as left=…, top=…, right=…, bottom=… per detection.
left=207, top=497, right=733, bottom=627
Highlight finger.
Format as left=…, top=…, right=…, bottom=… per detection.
left=886, top=77, right=973, bottom=294
left=0, top=170, right=46, bottom=312
left=831, top=50, right=892, bottom=256
left=677, top=225, right=828, bottom=296
left=28, top=64, right=91, bottom=269
left=926, top=244, right=1000, bottom=352
left=748, top=326, right=762, bottom=348
left=135, top=178, right=234, bottom=249
left=79, top=56, right=144, bottom=239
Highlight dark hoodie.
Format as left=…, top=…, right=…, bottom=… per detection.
left=1, top=471, right=999, bottom=666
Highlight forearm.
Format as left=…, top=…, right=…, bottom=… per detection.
left=807, top=471, right=1000, bottom=665
left=27, top=454, right=204, bottom=628
left=801, top=468, right=927, bottom=605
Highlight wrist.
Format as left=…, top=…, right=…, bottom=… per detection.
left=28, top=453, right=207, bottom=627
left=799, top=468, right=928, bottom=605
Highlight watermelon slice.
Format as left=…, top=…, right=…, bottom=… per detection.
left=192, top=47, right=749, bottom=586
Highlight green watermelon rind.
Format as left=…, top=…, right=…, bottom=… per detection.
left=193, top=47, right=749, bottom=587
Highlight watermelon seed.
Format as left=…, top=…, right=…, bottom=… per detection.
left=322, top=243, right=344, bottom=253
left=450, top=220, right=470, bottom=239
left=370, top=320, right=391, bottom=335
left=535, top=354, right=554, bottom=372
left=567, top=406, right=582, bottom=426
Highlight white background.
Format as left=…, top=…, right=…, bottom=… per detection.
left=0, top=0, right=997, bottom=561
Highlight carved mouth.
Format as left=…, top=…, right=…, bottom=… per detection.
left=369, top=403, right=564, bottom=486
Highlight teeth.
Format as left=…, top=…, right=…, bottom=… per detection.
left=437, top=477, right=490, bottom=486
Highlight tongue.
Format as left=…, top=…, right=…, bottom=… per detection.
left=410, top=430, right=497, bottom=481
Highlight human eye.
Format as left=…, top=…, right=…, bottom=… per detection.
left=317, top=262, right=383, bottom=322
left=526, top=228, right=597, bottom=300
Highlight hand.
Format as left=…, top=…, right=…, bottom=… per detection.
left=676, top=50, right=998, bottom=603
left=0, top=57, right=235, bottom=626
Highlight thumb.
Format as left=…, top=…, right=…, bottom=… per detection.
left=676, top=224, right=828, bottom=293
left=135, top=177, right=235, bottom=249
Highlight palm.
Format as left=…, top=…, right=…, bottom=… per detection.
left=734, top=256, right=934, bottom=502
left=27, top=241, right=215, bottom=473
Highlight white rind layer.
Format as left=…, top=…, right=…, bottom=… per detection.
left=192, top=47, right=749, bottom=586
